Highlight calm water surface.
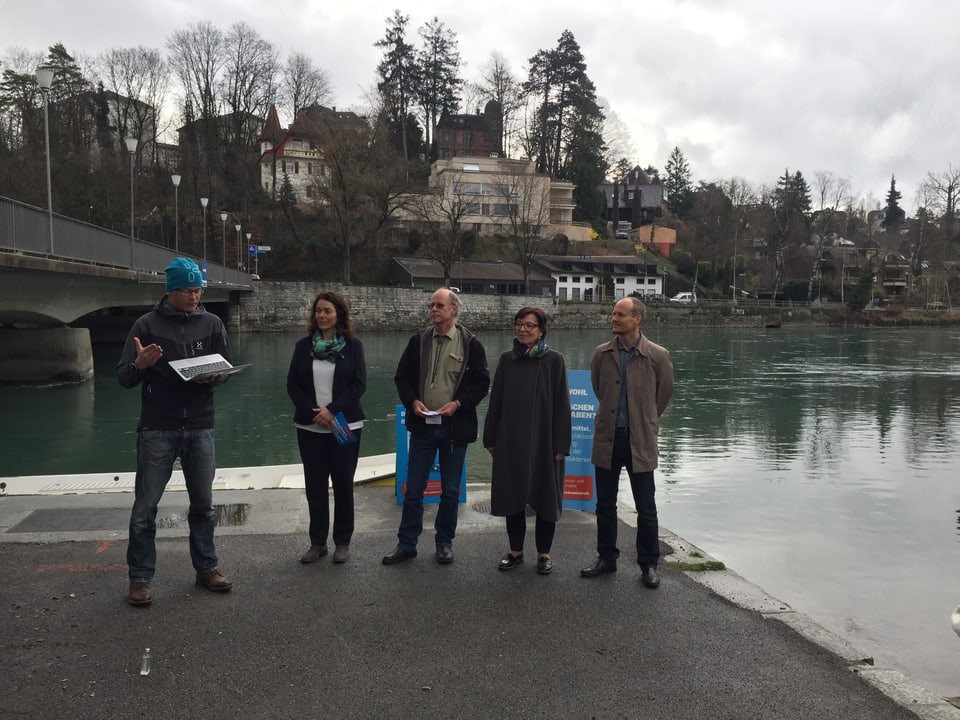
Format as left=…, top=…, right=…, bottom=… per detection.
left=2, top=325, right=959, bottom=697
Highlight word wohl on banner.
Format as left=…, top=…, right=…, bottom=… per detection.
left=564, top=369, right=598, bottom=512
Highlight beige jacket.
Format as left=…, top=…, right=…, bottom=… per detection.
left=590, top=334, right=674, bottom=472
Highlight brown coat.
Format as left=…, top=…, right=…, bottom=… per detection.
left=590, top=334, right=674, bottom=472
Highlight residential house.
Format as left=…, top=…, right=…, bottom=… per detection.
left=258, top=103, right=366, bottom=203
left=535, top=254, right=665, bottom=301
left=600, top=165, right=666, bottom=232
left=394, top=154, right=592, bottom=242
left=389, top=256, right=555, bottom=296
left=433, top=101, right=502, bottom=160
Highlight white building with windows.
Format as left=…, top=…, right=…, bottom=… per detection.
left=535, top=255, right=664, bottom=300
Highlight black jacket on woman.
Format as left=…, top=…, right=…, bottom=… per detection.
left=286, top=335, right=367, bottom=426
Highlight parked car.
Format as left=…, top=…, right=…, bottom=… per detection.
left=926, top=301, right=945, bottom=310
left=644, top=293, right=665, bottom=304
left=615, top=230, right=629, bottom=239
left=669, top=292, right=696, bottom=304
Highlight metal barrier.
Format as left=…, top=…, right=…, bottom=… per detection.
left=0, top=195, right=249, bottom=287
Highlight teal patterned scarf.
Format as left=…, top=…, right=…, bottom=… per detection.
left=513, top=337, right=548, bottom=359
left=311, top=333, right=346, bottom=362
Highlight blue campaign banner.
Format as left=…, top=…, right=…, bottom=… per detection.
left=395, top=405, right=467, bottom=505
left=564, top=369, right=598, bottom=512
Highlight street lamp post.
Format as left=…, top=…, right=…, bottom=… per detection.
left=235, top=224, right=242, bottom=274
left=200, top=197, right=208, bottom=283
left=246, top=232, right=252, bottom=274
left=35, top=67, right=55, bottom=257
left=171, top=174, right=181, bottom=253
left=220, top=212, right=228, bottom=284
left=124, top=137, right=138, bottom=268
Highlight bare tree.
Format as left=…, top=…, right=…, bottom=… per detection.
left=221, top=22, right=279, bottom=146
left=281, top=51, right=331, bottom=122
left=807, top=171, right=851, bottom=300
left=411, top=173, right=471, bottom=285
left=474, top=51, right=523, bottom=157
left=166, top=21, right=226, bottom=121
left=599, top=99, right=635, bottom=175
left=491, top=163, right=553, bottom=292
left=921, top=165, right=960, bottom=243
left=94, top=47, right=169, bottom=162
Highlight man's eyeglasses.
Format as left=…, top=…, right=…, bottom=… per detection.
left=175, top=288, right=202, bottom=297
left=429, top=303, right=447, bottom=309
left=514, top=321, right=539, bottom=331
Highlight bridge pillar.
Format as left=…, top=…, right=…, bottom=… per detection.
left=0, top=326, right=94, bottom=384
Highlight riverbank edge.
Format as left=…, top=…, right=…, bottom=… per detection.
left=1, top=480, right=957, bottom=716
left=232, top=281, right=960, bottom=333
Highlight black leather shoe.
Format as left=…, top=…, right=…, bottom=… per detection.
left=537, top=556, right=554, bottom=575
left=580, top=557, right=616, bottom=578
left=641, top=566, right=661, bottom=589
left=436, top=546, right=454, bottom=564
left=382, top=545, right=417, bottom=565
left=498, top=552, right=524, bottom=571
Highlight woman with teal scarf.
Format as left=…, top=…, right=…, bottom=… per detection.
left=483, top=306, right=571, bottom=575
left=286, top=291, right=366, bottom=565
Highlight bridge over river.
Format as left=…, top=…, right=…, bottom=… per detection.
left=0, top=195, right=252, bottom=383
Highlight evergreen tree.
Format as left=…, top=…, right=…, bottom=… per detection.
left=881, top=174, right=905, bottom=228
left=375, top=10, right=419, bottom=162
left=663, top=146, right=693, bottom=217
left=416, top=17, right=462, bottom=148
left=523, top=30, right=604, bottom=180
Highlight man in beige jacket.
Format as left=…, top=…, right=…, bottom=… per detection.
left=581, top=296, right=674, bottom=588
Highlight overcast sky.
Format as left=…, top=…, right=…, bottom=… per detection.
left=3, top=0, right=957, bottom=214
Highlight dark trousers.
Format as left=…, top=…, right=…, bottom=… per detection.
left=505, top=511, right=556, bottom=555
left=594, top=433, right=659, bottom=568
left=296, top=427, right=361, bottom=547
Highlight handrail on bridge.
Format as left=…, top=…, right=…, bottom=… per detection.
left=0, top=195, right=251, bottom=288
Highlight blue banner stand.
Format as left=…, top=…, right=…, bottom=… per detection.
left=563, top=370, right=598, bottom=512
left=395, top=405, right=467, bottom=505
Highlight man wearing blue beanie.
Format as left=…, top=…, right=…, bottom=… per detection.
left=117, top=257, right=234, bottom=606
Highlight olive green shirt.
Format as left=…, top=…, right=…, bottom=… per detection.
left=422, top=327, right=464, bottom=409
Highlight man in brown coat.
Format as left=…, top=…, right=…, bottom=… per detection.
left=581, top=296, right=674, bottom=588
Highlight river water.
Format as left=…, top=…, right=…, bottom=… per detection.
left=2, top=325, right=959, bottom=698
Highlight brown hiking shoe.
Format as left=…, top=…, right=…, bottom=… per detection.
left=195, top=569, right=233, bottom=592
left=127, top=581, right=152, bottom=606
left=332, top=545, right=350, bottom=564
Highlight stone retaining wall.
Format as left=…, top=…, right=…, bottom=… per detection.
left=233, top=281, right=806, bottom=333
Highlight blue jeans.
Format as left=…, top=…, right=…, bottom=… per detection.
left=397, top=423, right=466, bottom=550
left=127, top=428, right=218, bottom=582
left=594, top=433, right=659, bottom=568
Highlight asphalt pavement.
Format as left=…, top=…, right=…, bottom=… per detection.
left=0, top=484, right=957, bottom=720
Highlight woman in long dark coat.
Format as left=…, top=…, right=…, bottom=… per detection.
left=483, top=306, right=571, bottom=574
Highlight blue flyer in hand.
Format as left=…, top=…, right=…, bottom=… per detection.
left=331, top=411, right=358, bottom=446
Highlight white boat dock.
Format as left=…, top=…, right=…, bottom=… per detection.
left=0, top=453, right=397, bottom=496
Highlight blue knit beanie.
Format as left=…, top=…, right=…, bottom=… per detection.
left=165, top=257, right=202, bottom=292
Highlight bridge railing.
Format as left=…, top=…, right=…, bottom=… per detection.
left=0, top=195, right=250, bottom=288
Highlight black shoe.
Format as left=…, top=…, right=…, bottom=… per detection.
left=641, top=566, right=661, bottom=589
left=382, top=545, right=417, bottom=565
left=498, top=552, right=524, bottom=571
left=537, top=556, right=554, bottom=575
left=580, top=557, right=616, bottom=578
left=436, top=546, right=454, bottom=564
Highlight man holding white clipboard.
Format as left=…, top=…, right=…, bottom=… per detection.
left=384, top=288, right=489, bottom=567
left=117, top=257, right=235, bottom=606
